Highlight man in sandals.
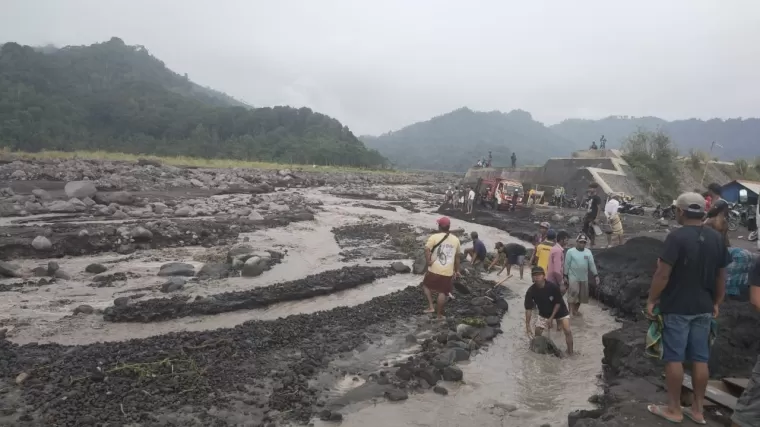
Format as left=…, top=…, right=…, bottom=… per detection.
left=732, top=256, right=760, bottom=427
left=645, top=192, right=731, bottom=424
left=421, top=216, right=461, bottom=320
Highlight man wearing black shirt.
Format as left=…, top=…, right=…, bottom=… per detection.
left=524, top=266, right=573, bottom=355
left=583, top=183, right=602, bottom=247
left=646, top=192, right=731, bottom=424
left=489, top=242, right=527, bottom=279
left=731, top=257, right=760, bottom=427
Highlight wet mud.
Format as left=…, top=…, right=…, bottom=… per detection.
left=332, top=222, right=420, bottom=261
left=0, top=275, right=507, bottom=427
left=103, top=266, right=398, bottom=323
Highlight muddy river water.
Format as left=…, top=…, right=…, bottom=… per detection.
left=1, top=187, right=616, bottom=426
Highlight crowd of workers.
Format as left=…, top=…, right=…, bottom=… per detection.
left=426, top=180, right=759, bottom=426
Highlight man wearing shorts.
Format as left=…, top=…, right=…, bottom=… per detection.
left=732, top=256, right=760, bottom=427
left=422, top=217, right=461, bottom=320
left=490, top=242, right=527, bottom=279
left=646, top=192, right=731, bottom=424
left=524, top=266, right=573, bottom=355
left=563, top=234, right=599, bottom=316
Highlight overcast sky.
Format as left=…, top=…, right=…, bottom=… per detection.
left=3, top=0, right=760, bottom=135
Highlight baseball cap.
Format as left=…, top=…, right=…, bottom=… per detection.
left=576, top=233, right=588, bottom=243
left=675, top=192, right=706, bottom=218
left=546, top=229, right=557, bottom=239
left=539, top=222, right=550, bottom=229
left=437, top=217, right=451, bottom=227
left=531, top=266, right=545, bottom=276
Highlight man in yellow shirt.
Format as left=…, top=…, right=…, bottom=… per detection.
left=532, top=229, right=556, bottom=272
left=422, top=217, right=461, bottom=320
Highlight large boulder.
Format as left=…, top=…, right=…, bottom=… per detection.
left=130, top=226, right=153, bottom=242
left=0, top=261, right=22, bottom=278
left=391, top=261, right=411, bottom=273
left=31, top=236, right=52, bottom=251
left=197, top=263, right=231, bottom=279
left=241, top=257, right=266, bottom=277
left=530, top=336, right=562, bottom=357
left=64, top=181, right=97, bottom=199
left=47, top=200, right=78, bottom=213
left=157, top=262, right=195, bottom=277
left=161, top=277, right=186, bottom=293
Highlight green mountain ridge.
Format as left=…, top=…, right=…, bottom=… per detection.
left=361, top=107, right=571, bottom=172
left=363, top=109, right=759, bottom=172
left=0, top=37, right=387, bottom=167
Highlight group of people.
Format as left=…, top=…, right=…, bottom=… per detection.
left=644, top=191, right=760, bottom=427
left=444, top=185, right=476, bottom=214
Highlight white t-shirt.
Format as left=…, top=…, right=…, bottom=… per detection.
left=468, top=190, right=475, bottom=200
left=604, top=199, right=620, bottom=218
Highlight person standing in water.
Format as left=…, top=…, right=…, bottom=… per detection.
left=645, top=192, right=730, bottom=424
left=533, top=222, right=550, bottom=247
left=524, top=266, right=573, bottom=355
left=421, top=217, right=461, bottom=320
left=731, top=256, right=760, bottom=427
left=547, top=230, right=569, bottom=292
left=532, top=229, right=556, bottom=272
left=489, top=241, right=527, bottom=279
left=563, top=234, right=599, bottom=316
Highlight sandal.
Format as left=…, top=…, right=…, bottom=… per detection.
left=647, top=404, right=683, bottom=423
left=681, top=408, right=707, bottom=425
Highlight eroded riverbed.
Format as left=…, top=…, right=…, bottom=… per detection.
left=1, top=176, right=615, bottom=426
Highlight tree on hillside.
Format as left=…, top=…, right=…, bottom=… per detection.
left=622, top=129, right=680, bottom=203
left=0, top=39, right=387, bottom=168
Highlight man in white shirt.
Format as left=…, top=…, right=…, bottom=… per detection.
left=604, top=194, right=624, bottom=247
left=467, top=187, right=476, bottom=214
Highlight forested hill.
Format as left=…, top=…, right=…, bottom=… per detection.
left=361, top=108, right=570, bottom=172
left=0, top=37, right=387, bottom=167
left=550, top=116, right=760, bottom=160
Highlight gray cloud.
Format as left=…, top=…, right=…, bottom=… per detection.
left=3, top=0, right=759, bottom=135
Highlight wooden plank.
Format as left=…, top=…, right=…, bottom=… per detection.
left=722, top=377, right=749, bottom=393
left=683, top=373, right=738, bottom=410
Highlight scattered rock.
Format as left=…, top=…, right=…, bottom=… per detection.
left=391, top=261, right=412, bottom=273
left=31, top=235, right=52, bottom=251
left=47, top=261, right=59, bottom=274
left=405, top=334, right=417, bottom=344
left=78, top=229, right=90, bottom=238
left=530, top=336, right=562, bottom=357
left=384, top=389, right=408, bottom=401
left=174, top=206, right=192, bottom=217
left=15, top=372, right=29, bottom=385
left=658, top=218, right=669, bottom=227
left=53, top=269, right=70, bottom=280
left=0, top=261, right=22, bottom=278
left=73, top=304, right=95, bottom=315
left=32, top=188, right=51, bottom=200
left=567, top=216, right=580, bottom=226
left=432, top=349, right=457, bottom=369
left=113, top=297, right=130, bottom=307
left=433, top=386, right=448, bottom=395
left=152, top=202, right=168, bottom=214
left=157, top=262, right=195, bottom=277
left=442, top=366, right=463, bottom=381
left=64, top=180, right=97, bottom=199
left=131, top=226, right=153, bottom=242
left=47, top=200, right=77, bottom=213
left=112, top=210, right=128, bottom=219
left=318, top=410, right=343, bottom=422
left=416, top=366, right=441, bottom=385
left=197, top=263, right=231, bottom=279
left=552, top=214, right=564, bottom=222
left=161, top=277, right=186, bottom=293
left=85, top=263, right=108, bottom=274
left=484, top=315, right=501, bottom=326
left=241, top=257, right=266, bottom=277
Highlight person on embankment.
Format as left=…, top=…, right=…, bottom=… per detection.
left=645, top=192, right=731, bottom=424
left=532, top=229, right=556, bottom=273
left=422, top=216, right=461, bottom=320
left=731, top=256, right=760, bottom=427
left=705, top=182, right=731, bottom=247
left=582, top=183, right=602, bottom=247
left=563, top=234, right=599, bottom=316
left=489, top=242, right=527, bottom=279
left=524, top=266, right=573, bottom=355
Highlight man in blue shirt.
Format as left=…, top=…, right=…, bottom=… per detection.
left=464, top=231, right=487, bottom=274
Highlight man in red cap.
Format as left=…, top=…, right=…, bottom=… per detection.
left=422, top=216, right=462, bottom=319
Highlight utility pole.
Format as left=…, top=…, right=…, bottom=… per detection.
left=700, top=141, right=724, bottom=187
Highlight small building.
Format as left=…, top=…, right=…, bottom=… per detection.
left=720, top=180, right=760, bottom=204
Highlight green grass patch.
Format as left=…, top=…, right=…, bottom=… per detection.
left=0, top=148, right=399, bottom=174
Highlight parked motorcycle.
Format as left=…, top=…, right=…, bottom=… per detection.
left=652, top=203, right=676, bottom=220
left=618, top=201, right=645, bottom=216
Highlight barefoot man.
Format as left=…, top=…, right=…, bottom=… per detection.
left=524, top=266, right=573, bottom=355
left=422, top=217, right=461, bottom=320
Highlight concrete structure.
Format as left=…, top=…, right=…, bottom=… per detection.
left=721, top=180, right=760, bottom=204
left=463, top=148, right=652, bottom=203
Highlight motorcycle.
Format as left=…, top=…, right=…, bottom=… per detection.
left=652, top=203, right=676, bottom=220
left=618, top=201, right=645, bottom=216
left=727, top=205, right=741, bottom=232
